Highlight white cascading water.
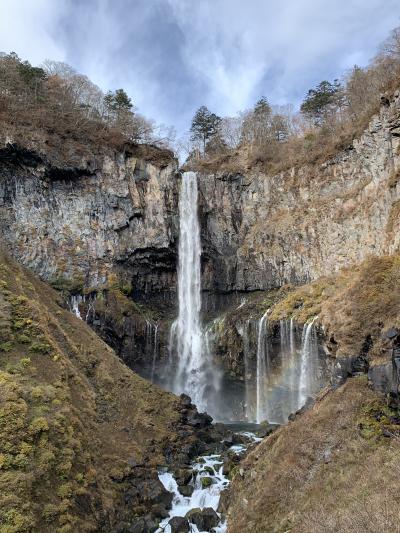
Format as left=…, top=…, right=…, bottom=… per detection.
left=256, top=311, right=269, bottom=424
left=156, top=455, right=228, bottom=533
left=170, top=172, right=217, bottom=412
left=298, top=318, right=318, bottom=407
left=246, top=315, right=324, bottom=424
left=243, top=320, right=251, bottom=420
left=70, top=295, right=83, bottom=319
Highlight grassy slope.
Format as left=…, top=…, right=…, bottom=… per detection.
left=0, top=249, right=182, bottom=533
left=227, top=377, right=400, bottom=533
left=268, top=254, right=400, bottom=362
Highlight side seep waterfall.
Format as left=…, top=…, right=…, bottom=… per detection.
left=241, top=315, right=326, bottom=424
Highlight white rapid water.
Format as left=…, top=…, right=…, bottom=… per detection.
left=256, top=311, right=269, bottom=424
left=170, top=171, right=218, bottom=413
left=156, top=433, right=260, bottom=533
left=157, top=455, right=228, bottom=533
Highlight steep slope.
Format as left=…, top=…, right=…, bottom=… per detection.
left=226, top=377, right=400, bottom=533
left=0, top=249, right=212, bottom=533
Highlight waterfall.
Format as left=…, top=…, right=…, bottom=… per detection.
left=70, top=294, right=85, bottom=319
left=170, top=172, right=217, bottom=412
left=290, top=318, right=295, bottom=355
left=256, top=311, right=269, bottom=424
left=298, top=318, right=318, bottom=408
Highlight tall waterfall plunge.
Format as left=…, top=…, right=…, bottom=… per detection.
left=169, top=172, right=219, bottom=414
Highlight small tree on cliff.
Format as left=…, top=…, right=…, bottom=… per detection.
left=104, top=88, right=133, bottom=112
left=300, top=80, right=343, bottom=125
left=190, top=106, right=222, bottom=153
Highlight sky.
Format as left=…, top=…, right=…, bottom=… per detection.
left=0, top=0, right=399, bottom=136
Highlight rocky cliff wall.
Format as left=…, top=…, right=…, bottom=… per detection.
left=0, top=142, right=180, bottom=299
left=2, top=96, right=400, bottom=303
left=199, top=94, right=400, bottom=293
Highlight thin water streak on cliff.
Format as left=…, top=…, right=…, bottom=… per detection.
left=298, top=318, right=318, bottom=407
left=150, top=323, right=159, bottom=384
left=256, top=311, right=269, bottom=424
left=243, top=320, right=251, bottom=421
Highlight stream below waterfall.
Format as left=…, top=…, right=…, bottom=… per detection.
left=156, top=429, right=261, bottom=533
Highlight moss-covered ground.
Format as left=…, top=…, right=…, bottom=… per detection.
left=0, top=250, right=182, bottom=533
left=227, top=377, right=400, bottom=533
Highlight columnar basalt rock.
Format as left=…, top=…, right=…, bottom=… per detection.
left=1, top=96, right=400, bottom=304
left=0, top=143, right=180, bottom=298
left=199, top=94, right=400, bottom=293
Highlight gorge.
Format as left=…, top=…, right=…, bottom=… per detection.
left=1, top=47, right=400, bottom=533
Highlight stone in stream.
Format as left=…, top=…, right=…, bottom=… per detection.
left=185, top=507, right=220, bottom=531
left=168, top=516, right=190, bottom=533
left=175, top=468, right=193, bottom=485
left=179, top=484, right=194, bottom=497
left=200, top=476, right=214, bottom=488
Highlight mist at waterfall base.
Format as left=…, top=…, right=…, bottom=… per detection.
left=143, top=172, right=327, bottom=424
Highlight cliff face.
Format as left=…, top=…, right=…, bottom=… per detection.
left=0, top=143, right=179, bottom=299
left=199, top=94, right=400, bottom=293
left=1, top=96, right=400, bottom=382
left=2, top=96, right=400, bottom=303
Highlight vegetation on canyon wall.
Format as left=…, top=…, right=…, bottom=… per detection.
left=227, top=377, right=400, bottom=533
left=268, top=254, right=400, bottom=362
left=0, top=248, right=188, bottom=533
left=188, top=26, right=400, bottom=174
left=0, top=52, right=175, bottom=168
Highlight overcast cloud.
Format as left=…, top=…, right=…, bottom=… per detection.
left=0, top=0, right=399, bottom=134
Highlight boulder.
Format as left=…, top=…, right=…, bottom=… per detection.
left=179, top=485, right=194, bottom=497
left=186, top=411, right=213, bottom=428
left=185, top=507, right=220, bottom=530
left=200, top=476, right=213, bottom=488
left=168, top=516, right=190, bottom=533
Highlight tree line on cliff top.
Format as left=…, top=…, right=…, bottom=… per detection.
left=0, top=54, right=175, bottom=152
left=187, top=26, right=400, bottom=172
left=1, top=25, right=399, bottom=169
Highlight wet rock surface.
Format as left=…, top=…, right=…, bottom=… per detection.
left=168, top=516, right=190, bottom=533
left=185, top=507, right=220, bottom=530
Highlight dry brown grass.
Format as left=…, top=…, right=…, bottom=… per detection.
left=191, top=100, right=376, bottom=177
left=0, top=249, right=182, bottom=532
left=269, top=254, right=400, bottom=361
left=227, top=377, right=400, bottom=533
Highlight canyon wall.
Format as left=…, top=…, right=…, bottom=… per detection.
left=0, top=143, right=180, bottom=299
left=1, top=96, right=400, bottom=301
left=1, top=95, right=400, bottom=379
left=199, top=94, right=400, bottom=293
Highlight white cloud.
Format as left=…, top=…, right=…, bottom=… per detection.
left=166, top=0, right=400, bottom=112
left=0, top=0, right=399, bottom=134
left=0, top=0, right=67, bottom=63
